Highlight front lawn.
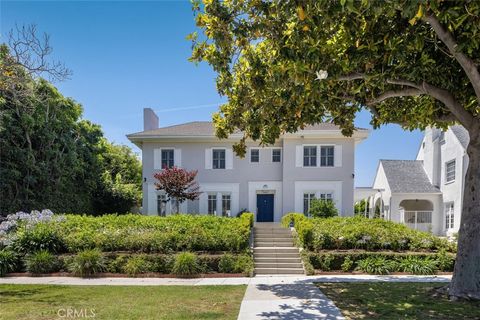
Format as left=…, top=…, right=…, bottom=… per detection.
left=317, top=282, right=480, bottom=319
left=0, top=284, right=246, bottom=320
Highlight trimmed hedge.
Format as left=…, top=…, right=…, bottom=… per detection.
left=12, top=213, right=254, bottom=254
left=282, top=213, right=455, bottom=252
left=304, top=250, right=455, bottom=274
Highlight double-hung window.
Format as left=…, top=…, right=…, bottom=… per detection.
left=250, top=149, right=259, bottom=163
left=212, top=149, right=226, bottom=169
left=222, top=194, right=231, bottom=217
left=445, top=160, right=456, bottom=183
left=319, top=193, right=333, bottom=202
left=320, top=146, right=334, bottom=167
left=303, top=146, right=317, bottom=167
left=161, top=149, right=174, bottom=169
left=272, top=149, right=281, bottom=162
left=445, top=202, right=454, bottom=229
left=303, top=193, right=316, bottom=215
left=157, top=194, right=167, bottom=216
left=208, top=194, right=217, bottom=215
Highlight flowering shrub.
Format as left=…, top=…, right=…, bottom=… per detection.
left=282, top=213, right=455, bottom=252
left=0, top=210, right=65, bottom=248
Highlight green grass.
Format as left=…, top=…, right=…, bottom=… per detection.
left=0, top=284, right=246, bottom=320
left=317, top=282, right=480, bottom=319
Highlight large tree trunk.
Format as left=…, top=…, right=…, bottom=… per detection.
left=450, top=128, right=480, bottom=300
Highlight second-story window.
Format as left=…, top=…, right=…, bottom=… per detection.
left=272, top=149, right=281, bottom=162
left=161, top=149, right=174, bottom=168
left=303, top=146, right=317, bottom=167
left=212, top=149, right=226, bottom=169
left=445, top=160, right=456, bottom=183
left=250, top=149, right=260, bottom=163
left=320, top=146, right=334, bottom=167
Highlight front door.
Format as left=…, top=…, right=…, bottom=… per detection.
left=257, top=194, right=274, bottom=222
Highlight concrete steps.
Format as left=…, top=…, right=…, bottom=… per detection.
left=253, top=223, right=304, bottom=275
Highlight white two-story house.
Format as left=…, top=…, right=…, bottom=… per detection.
left=127, top=108, right=369, bottom=222
left=361, top=125, right=469, bottom=235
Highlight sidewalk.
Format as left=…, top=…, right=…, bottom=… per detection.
left=0, top=274, right=452, bottom=286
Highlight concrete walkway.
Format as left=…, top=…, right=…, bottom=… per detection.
left=0, top=274, right=452, bottom=286
left=238, top=282, right=344, bottom=320
left=0, top=274, right=451, bottom=320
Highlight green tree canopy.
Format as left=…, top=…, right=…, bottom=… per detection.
left=0, top=44, right=141, bottom=215
left=191, top=0, right=480, bottom=300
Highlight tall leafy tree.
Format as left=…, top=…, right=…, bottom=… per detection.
left=190, top=0, right=480, bottom=299
left=0, top=26, right=142, bottom=215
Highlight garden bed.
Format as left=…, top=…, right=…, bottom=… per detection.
left=0, top=211, right=254, bottom=278
left=281, top=214, right=457, bottom=275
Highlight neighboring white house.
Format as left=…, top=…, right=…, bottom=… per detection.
left=358, top=125, right=469, bottom=236
left=127, top=108, right=369, bottom=222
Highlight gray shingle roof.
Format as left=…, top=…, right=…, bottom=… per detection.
left=127, top=121, right=368, bottom=137
left=380, top=160, right=440, bottom=193
left=450, top=125, right=469, bottom=149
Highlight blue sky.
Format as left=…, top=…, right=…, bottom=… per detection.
left=0, top=0, right=424, bottom=187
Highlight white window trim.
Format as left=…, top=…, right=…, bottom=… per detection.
left=444, top=202, right=455, bottom=230
left=301, top=144, right=337, bottom=168
left=249, top=148, right=260, bottom=163
left=212, top=147, right=227, bottom=170
left=154, top=147, right=181, bottom=170
left=445, top=159, right=456, bottom=184
left=272, top=148, right=282, bottom=163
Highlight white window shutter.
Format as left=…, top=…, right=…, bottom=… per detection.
left=205, top=148, right=212, bottom=169
left=295, top=145, right=303, bottom=167
left=334, top=145, right=343, bottom=167
left=154, top=149, right=161, bottom=170
left=174, top=149, right=182, bottom=167
left=226, top=149, right=233, bottom=169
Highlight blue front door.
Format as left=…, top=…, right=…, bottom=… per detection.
left=257, top=194, right=274, bottom=222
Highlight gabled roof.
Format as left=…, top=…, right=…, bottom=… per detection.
left=450, top=125, right=469, bottom=150
left=380, top=160, right=440, bottom=193
left=127, top=121, right=368, bottom=138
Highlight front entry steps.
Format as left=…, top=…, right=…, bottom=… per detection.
left=253, top=223, right=305, bottom=275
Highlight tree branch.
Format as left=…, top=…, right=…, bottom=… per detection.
left=367, top=88, right=423, bottom=106
left=424, top=14, right=480, bottom=104
left=337, top=72, right=366, bottom=81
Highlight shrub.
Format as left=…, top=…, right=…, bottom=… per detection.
left=218, top=254, right=236, bottom=273
left=356, top=256, right=398, bottom=275
left=317, top=253, right=335, bottom=271
left=69, top=249, right=106, bottom=277
left=13, top=223, right=65, bottom=254
left=435, top=249, right=455, bottom=272
left=233, top=254, right=254, bottom=276
left=123, top=255, right=152, bottom=276
left=341, top=256, right=354, bottom=272
left=300, top=251, right=315, bottom=275
left=308, top=199, right=339, bottom=218
left=0, top=249, right=18, bottom=276
left=286, top=214, right=454, bottom=252
left=172, top=252, right=199, bottom=277
left=25, top=250, right=59, bottom=274
left=36, top=213, right=253, bottom=254
left=398, top=256, right=438, bottom=275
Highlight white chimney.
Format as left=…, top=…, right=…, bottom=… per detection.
left=143, top=108, right=159, bottom=131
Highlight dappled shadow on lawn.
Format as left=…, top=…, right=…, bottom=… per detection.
left=316, top=282, right=480, bottom=320
left=253, top=283, right=344, bottom=319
